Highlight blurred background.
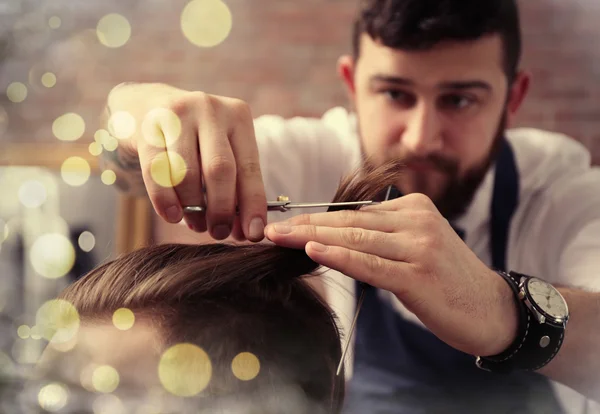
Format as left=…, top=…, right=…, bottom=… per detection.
left=0, top=0, right=599, bottom=412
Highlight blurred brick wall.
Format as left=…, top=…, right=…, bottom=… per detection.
left=1, top=0, right=599, bottom=164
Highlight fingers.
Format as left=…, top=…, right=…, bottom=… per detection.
left=283, top=209, right=398, bottom=233
left=304, top=243, right=412, bottom=294
left=265, top=223, right=412, bottom=261
left=197, top=102, right=237, bottom=240
left=225, top=98, right=267, bottom=242
left=137, top=132, right=183, bottom=224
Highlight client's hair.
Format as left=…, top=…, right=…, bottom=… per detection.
left=53, top=160, right=404, bottom=413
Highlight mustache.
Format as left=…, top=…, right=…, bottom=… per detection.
left=392, top=153, right=459, bottom=174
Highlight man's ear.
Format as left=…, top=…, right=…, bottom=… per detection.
left=337, top=55, right=357, bottom=101
left=505, top=70, right=531, bottom=127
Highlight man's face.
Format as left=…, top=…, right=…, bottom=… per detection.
left=345, top=34, right=520, bottom=219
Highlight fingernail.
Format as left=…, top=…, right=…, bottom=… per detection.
left=272, top=224, right=292, bottom=234
left=249, top=217, right=265, bottom=240
left=166, top=206, right=181, bottom=222
left=212, top=224, right=231, bottom=240
left=310, top=242, right=328, bottom=252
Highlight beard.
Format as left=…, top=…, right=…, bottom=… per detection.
left=360, top=112, right=507, bottom=222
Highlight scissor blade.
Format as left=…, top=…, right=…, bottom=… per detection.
left=283, top=200, right=380, bottom=210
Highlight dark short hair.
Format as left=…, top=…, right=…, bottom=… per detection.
left=37, top=159, right=406, bottom=414
left=352, top=0, right=522, bottom=81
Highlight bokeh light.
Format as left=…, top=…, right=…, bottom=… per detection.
left=92, top=365, right=120, bottom=393
left=89, top=142, right=103, bottom=156
left=52, top=113, right=86, bottom=142
left=108, top=111, right=136, bottom=140
left=78, top=231, right=96, bottom=252
left=36, top=299, right=80, bottom=345
left=94, top=129, right=109, bottom=144
left=112, top=308, right=135, bottom=330
left=42, top=72, right=57, bottom=88
left=30, top=325, right=42, bottom=340
left=181, top=0, right=233, bottom=48
left=101, top=170, right=117, bottom=186
left=49, top=16, right=61, bottom=29
left=231, top=352, right=260, bottom=381
left=103, top=136, right=119, bottom=152
left=18, top=180, right=47, bottom=208
left=93, top=394, right=126, bottom=414
left=96, top=14, right=132, bottom=48
left=38, top=383, right=68, bottom=412
left=30, top=233, right=76, bottom=279
left=158, top=343, right=212, bottom=396
left=61, top=157, right=91, bottom=186
left=17, top=325, right=31, bottom=339
left=7, top=82, right=27, bottom=103
left=150, top=151, right=187, bottom=188
left=141, top=107, right=182, bottom=148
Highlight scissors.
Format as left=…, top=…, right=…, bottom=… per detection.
left=183, top=195, right=380, bottom=214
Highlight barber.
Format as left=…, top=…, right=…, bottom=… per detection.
left=101, top=0, right=600, bottom=411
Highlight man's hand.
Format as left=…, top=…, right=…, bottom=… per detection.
left=265, top=193, right=519, bottom=357
left=105, top=83, right=267, bottom=241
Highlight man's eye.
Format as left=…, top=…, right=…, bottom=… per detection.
left=383, top=90, right=416, bottom=106
left=440, top=94, right=476, bottom=110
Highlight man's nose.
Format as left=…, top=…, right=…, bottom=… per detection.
left=401, top=105, right=443, bottom=156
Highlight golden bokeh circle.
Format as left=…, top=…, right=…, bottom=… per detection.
left=17, top=325, right=31, bottom=339
left=52, top=113, right=86, bottom=142
left=141, top=107, right=182, bottom=148
left=7, top=82, right=28, bottom=103
left=30, top=233, right=76, bottom=279
left=150, top=151, right=187, bottom=188
left=108, top=111, right=136, bottom=140
left=158, top=343, right=212, bottom=397
left=112, top=308, right=135, bottom=331
left=101, top=170, right=117, bottom=186
left=36, top=299, right=80, bottom=345
left=61, top=157, right=91, bottom=187
left=231, top=352, right=261, bottom=381
left=49, top=16, right=62, bottom=29
left=181, top=0, right=233, bottom=48
left=103, top=136, right=119, bottom=152
left=89, top=142, right=103, bottom=156
left=78, top=231, right=96, bottom=252
left=94, top=129, right=110, bottom=144
left=97, top=14, right=132, bottom=48
left=42, top=72, right=57, bottom=88
left=92, top=365, right=120, bottom=393
left=30, top=325, right=42, bottom=340
left=38, top=382, right=68, bottom=412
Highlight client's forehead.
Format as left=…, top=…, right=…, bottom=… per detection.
left=36, top=321, right=163, bottom=401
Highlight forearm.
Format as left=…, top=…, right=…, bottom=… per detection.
left=538, top=287, right=600, bottom=400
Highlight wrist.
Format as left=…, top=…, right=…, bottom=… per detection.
left=482, top=270, right=521, bottom=356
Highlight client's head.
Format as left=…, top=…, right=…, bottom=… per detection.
left=31, top=159, right=404, bottom=414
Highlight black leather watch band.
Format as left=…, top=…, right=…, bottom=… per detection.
left=476, top=271, right=567, bottom=373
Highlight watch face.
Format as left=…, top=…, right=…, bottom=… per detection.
left=527, top=278, right=568, bottom=320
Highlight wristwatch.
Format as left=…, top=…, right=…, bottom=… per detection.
left=475, top=270, right=569, bottom=373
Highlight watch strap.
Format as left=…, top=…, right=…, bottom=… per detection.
left=477, top=270, right=530, bottom=370
left=477, top=271, right=566, bottom=373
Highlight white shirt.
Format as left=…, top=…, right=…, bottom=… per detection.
left=252, top=107, right=600, bottom=413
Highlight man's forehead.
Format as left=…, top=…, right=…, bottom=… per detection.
left=356, top=33, right=506, bottom=87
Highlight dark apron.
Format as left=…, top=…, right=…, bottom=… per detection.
left=342, top=140, right=564, bottom=414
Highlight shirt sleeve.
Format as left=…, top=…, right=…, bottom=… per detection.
left=528, top=168, right=600, bottom=291
left=252, top=108, right=362, bottom=222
